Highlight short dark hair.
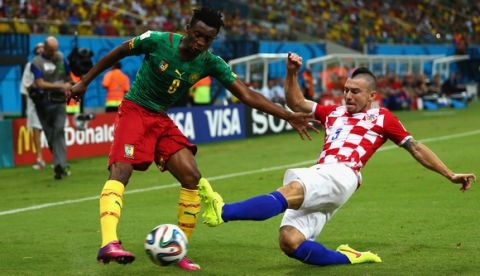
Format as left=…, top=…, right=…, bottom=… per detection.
left=190, top=7, right=224, bottom=33
left=351, top=67, right=377, bottom=90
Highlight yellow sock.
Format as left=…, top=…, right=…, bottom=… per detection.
left=177, top=187, right=201, bottom=241
left=99, top=180, right=125, bottom=247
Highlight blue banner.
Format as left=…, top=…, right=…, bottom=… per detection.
left=168, top=104, right=246, bottom=144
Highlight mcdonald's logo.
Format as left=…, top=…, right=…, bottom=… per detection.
left=17, top=126, right=37, bottom=155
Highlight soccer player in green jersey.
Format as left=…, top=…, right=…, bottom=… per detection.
left=68, top=7, right=316, bottom=271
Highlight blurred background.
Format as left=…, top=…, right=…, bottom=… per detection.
left=1, top=0, right=479, bottom=167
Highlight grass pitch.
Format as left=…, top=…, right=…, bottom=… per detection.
left=1, top=102, right=479, bottom=275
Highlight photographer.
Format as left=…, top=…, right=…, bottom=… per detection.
left=30, top=36, right=72, bottom=180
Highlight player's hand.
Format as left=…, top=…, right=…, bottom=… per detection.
left=449, top=173, right=476, bottom=192
left=287, top=52, right=302, bottom=73
left=67, top=81, right=87, bottom=104
left=286, top=111, right=320, bottom=140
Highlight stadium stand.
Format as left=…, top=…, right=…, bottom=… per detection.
left=0, top=1, right=479, bottom=50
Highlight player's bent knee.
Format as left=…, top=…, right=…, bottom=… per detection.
left=176, top=172, right=201, bottom=190
left=109, top=162, right=133, bottom=185
left=279, top=226, right=305, bottom=254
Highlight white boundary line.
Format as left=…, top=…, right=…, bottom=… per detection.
left=1, top=129, right=479, bottom=217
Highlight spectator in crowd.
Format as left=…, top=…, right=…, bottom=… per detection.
left=30, top=36, right=72, bottom=180
left=453, top=32, right=468, bottom=55
left=102, top=62, right=130, bottom=112
left=271, top=78, right=286, bottom=104
left=382, top=73, right=408, bottom=110
left=260, top=78, right=276, bottom=100
left=402, top=73, right=428, bottom=110
left=325, top=72, right=344, bottom=96
left=441, top=73, right=471, bottom=106
left=426, top=74, right=443, bottom=96
left=441, top=73, right=466, bottom=96
left=423, top=74, right=450, bottom=108
left=301, top=68, right=314, bottom=100
left=20, top=42, right=46, bottom=170
left=2, top=0, right=480, bottom=48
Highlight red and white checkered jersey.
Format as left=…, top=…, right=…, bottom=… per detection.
left=314, top=104, right=412, bottom=172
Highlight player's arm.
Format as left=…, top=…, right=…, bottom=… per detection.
left=402, top=138, right=476, bottom=192
left=68, top=41, right=132, bottom=102
left=284, top=53, right=316, bottom=113
left=228, top=79, right=318, bottom=140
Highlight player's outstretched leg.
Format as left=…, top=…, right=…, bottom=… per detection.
left=198, top=178, right=225, bottom=226
left=97, top=180, right=135, bottom=264
left=336, top=244, right=382, bottom=264
left=177, top=256, right=201, bottom=271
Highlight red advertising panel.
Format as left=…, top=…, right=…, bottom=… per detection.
left=13, top=113, right=116, bottom=166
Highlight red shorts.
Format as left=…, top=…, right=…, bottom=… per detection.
left=108, top=100, right=197, bottom=171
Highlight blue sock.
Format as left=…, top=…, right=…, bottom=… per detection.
left=222, top=191, right=288, bottom=222
left=288, top=240, right=350, bottom=266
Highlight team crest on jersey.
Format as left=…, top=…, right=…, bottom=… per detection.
left=189, top=73, right=200, bottom=83
left=159, top=60, right=169, bottom=73
left=365, top=113, right=377, bottom=122
left=124, top=144, right=134, bottom=159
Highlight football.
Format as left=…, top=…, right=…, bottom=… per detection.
left=144, top=224, right=188, bottom=266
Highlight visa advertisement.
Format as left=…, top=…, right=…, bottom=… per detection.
left=10, top=104, right=281, bottom=167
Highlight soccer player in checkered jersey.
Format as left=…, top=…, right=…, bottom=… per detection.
left=199, top=52, right=476, bottom=266
left=68, top=8, right=315, bottom=270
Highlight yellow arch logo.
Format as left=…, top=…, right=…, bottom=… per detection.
left=17, top=126, right=37, bottom=155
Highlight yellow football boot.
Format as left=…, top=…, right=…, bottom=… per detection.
left=198, top=178, right=225, bottom=227
left=336, top=244, right=382, bottom=264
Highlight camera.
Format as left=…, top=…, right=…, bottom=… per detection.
left=73, top=113, right=95, bottom=130
left=68, top=47, right=94, bottom=77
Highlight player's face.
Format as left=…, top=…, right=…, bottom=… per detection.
left=184, top=20, right=218, bottom=56
left=343, top=77, right=376, bottom=113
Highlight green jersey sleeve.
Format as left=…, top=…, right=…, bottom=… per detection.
left=130, top=31, right=164, bottom=55
left=207, top=54, right=237, bottom=88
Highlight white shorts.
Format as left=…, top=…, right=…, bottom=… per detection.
left=26, top=97, right=42, bottom=130
left=280, top=163, right=358, bottom=241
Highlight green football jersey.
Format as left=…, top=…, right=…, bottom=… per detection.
left=124, top=31, right=237, bottom=112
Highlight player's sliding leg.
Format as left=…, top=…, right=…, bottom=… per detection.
left=97, top=179, right=135, bottom=264
left=285, top=240, right=381, bottom=265
left=286, top=240, right=351, bottom=265
left=281, top=224, right=381, bottom=266
left=198, top=183, right=381, bottom=266
left=199, top=178, right=288, bottom=226
left=336, top=244, right=382, bottom=264
left=176, top=187, right=201, bottom=271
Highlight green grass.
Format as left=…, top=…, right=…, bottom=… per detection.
left=1, top=102, right=479, bottom=275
